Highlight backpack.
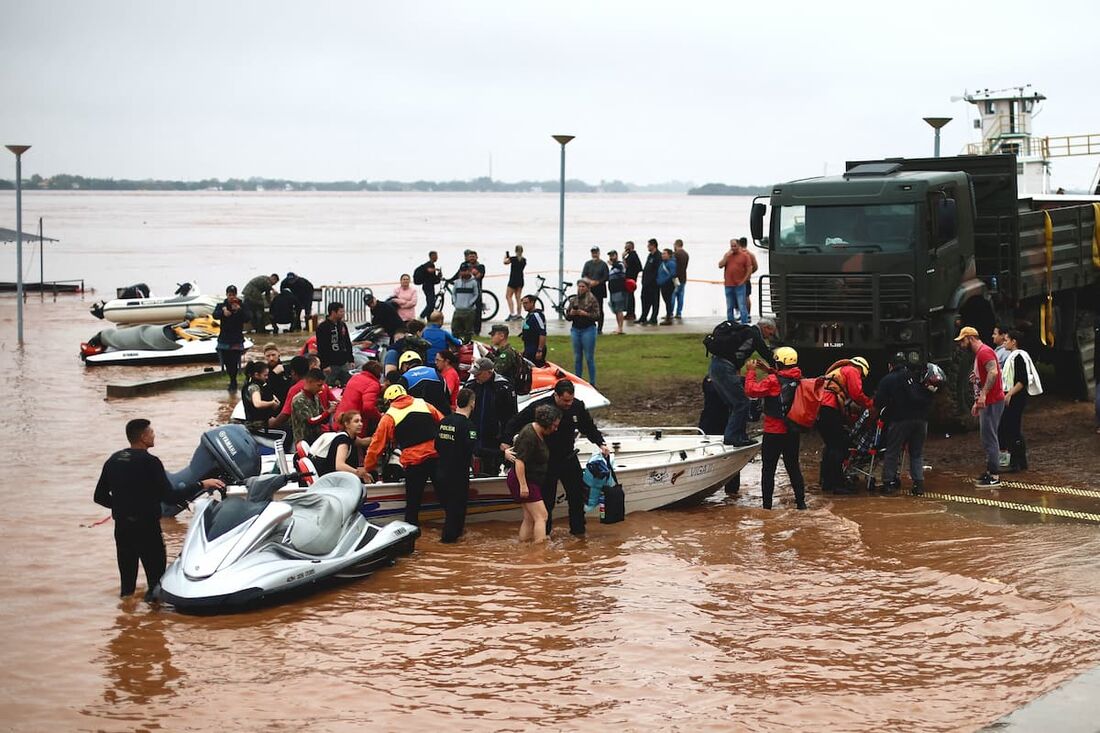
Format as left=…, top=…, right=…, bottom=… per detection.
left=762, top=375, right=799, bottom=420
left=412, top=262, right=428, bottom=285
left=703, top=321, right=755, bottom=365
left=785, top=377, right=829, bottom=432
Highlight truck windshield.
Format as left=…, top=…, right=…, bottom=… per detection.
left=776, top=203, right=918, bottom=253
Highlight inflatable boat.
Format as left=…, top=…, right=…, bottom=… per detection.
left=81, top=316, right=252, bottom=366
left=90, top=282, right=220, bottom=325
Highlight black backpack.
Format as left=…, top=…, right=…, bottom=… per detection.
left=412, top=262, right=429, bottom=285
left=703, top=321, right=755, bottom=365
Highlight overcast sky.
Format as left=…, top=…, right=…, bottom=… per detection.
left=3, top=0, right=1099, bottom=188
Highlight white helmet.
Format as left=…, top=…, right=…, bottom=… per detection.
left=923, top=363, right=946, bottom=392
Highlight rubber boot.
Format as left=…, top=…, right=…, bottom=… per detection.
left=910, top=481, right=924, bottom=496
left=880, top=479, right=900, bottom=496
left=1014, top=437, right=1028, bottom=471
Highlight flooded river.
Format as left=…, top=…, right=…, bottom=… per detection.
left=1, top=192, right=1099, bottom=731
left=2, top=297, right=1099, bottom=732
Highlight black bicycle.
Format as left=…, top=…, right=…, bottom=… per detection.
left=433, top=279, right=500, bottom=321
left=532, top=275, right=576, bottom=318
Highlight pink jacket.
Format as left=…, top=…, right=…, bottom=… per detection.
left=392, top=285, right=418, bottom=322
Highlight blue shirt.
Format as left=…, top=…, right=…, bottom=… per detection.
left=423, top=323, right=462, bottom=363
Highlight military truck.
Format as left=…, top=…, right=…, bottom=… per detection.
left=750, top=154, right=1098, bottom=408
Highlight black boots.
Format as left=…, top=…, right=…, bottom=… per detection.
left=910, top=481, right=924, bottom=496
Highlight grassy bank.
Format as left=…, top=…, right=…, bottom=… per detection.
left=544, top=333, right=708, bottom=425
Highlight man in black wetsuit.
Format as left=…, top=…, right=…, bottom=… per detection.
left=94, top=419, right=225, bottom=601
left=280, top=272, right=315, bottom=331
left=502, top=379, right=609, bottom=537
left=365, top=291, right=405, bottom=341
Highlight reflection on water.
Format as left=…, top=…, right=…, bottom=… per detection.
left=1, top=296, right=1099, bottom=732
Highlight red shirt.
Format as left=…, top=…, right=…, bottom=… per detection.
left=973, top=344, right=1005, bottom=405
left=440, top=365, right=461, bottom=410
left=279, top=379, right=336, bottom=419
left=820, top=364, right=873, bottom=412
left=745, top=366, right=803, bottom=434
left=722, top=249, right=752, bottom=287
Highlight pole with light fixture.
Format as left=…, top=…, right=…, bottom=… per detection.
left=6, top=144, right=31, bottom=345
left=922, top=117, right=952, bottom=158
left=552, top=134, right=574, bottom=318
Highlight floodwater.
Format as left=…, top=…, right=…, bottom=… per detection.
left=1, top=193, right=1100, bottom=732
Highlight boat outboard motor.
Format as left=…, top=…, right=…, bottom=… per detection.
left=175, top=282, right=194, bottom=297
left=118, top=283, right=151, bottom=299
left=163, top=425, right=262, bottom=516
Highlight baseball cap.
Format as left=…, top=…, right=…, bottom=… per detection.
left=954, top=326, right=979, bottom=341
left=471, top=357, right=495, bottom=374
left=489, top=324, right=509, bottom=336
left=458, top=262, right=471, bottom=271
left=591, top=246, right=600, bottom=252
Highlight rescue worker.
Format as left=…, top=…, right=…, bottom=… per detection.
left=465, top=357, right=517, bottom=476
left=874, top=353, right=932, bottom=496
left=434, top=387, right=478, bottom=543
left=362, top=385, right=444, bottom=526
left=818, top=355, right=872, bottom=494
left=398, top=350, right=451, bottom=415
left=501, top=379, right=609, bottom=537
left=744, top=347, right=806, bottom=510
left=94, top=419, right=225, bottom=600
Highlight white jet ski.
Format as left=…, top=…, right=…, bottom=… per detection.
left=80, top=315, right=252, bottom=366
left=90, top=282, right=220, bottom=325
left=157, top=472, right=419, bottom=612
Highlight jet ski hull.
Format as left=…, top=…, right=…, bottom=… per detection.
left=83, top=337, right=252, bottom=366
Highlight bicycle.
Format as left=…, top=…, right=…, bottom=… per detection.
left=433, top=279, right=500, bottom=321
left=532, top=275, right=576, bottom=318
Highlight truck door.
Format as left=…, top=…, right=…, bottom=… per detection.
left=927, top=186, right=961, bottom=313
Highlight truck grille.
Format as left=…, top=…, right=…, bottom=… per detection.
left=767, top=274, right=914, bottom=320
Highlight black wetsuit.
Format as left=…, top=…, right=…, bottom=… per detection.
left=93, top=448, right=199, bottom=597
left=434, top=412, right=478, bottom=543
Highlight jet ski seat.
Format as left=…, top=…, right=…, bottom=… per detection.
left=282, top=474, right=364, bottom=556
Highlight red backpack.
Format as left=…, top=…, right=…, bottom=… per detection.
left=785, top=377, right=829, bottom=432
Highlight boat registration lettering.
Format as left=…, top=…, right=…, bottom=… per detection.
left=286, top=568, right=316, bottom=584
left=687, top=464, right=713, bottom=478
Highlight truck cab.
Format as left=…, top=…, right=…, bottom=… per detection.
left=753, top=162, right=972, bottom=377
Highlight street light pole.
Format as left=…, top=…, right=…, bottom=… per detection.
left=922, top=117, right=952, bottom=158
left=552, top=135, right=574, bottom=319
left=6, top=145, right=31, bottom=346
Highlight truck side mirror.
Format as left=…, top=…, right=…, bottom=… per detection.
left=750, top=202, right=766, bottom=244
left=935, top=198, right=957, bottom=244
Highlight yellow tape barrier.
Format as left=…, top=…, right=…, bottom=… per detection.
left=1040, top=211, right=1055, bottom=346
left=1092, top=202, right=1100, bottom=269
left=998, top=481, right=1100, bottom=500
left=923, top=492, right=1100, bottom=523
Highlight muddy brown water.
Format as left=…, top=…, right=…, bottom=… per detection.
left=2, top=297, right=1099, bottom=732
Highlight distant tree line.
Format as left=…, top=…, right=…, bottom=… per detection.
left=687, top=183, right=769, bottom=196
left=0, top=174, right=702, bottom=193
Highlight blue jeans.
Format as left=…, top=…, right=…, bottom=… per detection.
left=571, top=325, right=597, bottom=386
left=707, top=357, right=750, bottom=444
left=724, top=284, right=749, bottom=324
left=673, top=282, right=686, bottom=316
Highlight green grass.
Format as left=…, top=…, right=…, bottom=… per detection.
left=544, top=333, right=710, bottom=423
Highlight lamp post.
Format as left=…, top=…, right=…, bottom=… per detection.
left=6, top=145, right=31, bottom=346
left=552, top=134, right=574, bottom=318
left=922, top=117, right=952, bottom=158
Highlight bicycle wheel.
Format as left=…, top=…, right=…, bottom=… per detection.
left=433, top=290, right=446, bottom=314
left=534, top=295, right=547, bottom=313
left=480, top=290, right=499, bottom=321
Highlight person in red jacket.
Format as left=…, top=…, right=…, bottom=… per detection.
left=335, top=360, right=383, bottom=439
left=818, top=356, right=872, bottom=494
left=363, top=384, right=444, bottom=526
left=745, top=347, right=806, bottom=510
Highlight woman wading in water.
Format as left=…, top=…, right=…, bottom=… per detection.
left=506, top=404, right=560, bottom=542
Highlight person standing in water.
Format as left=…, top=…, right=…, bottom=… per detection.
left=94, top=419, right=225, bottom=601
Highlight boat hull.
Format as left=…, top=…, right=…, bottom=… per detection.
left=100, top=294, right=220, bottom=325
left=83, top=338, right=253, bottom=366
left=238, top=435, right=756, bottom=525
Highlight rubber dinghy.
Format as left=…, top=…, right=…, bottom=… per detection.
left=81, top=316, right=252, bottom=366
left=90, top=282, right=220, bottom=325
